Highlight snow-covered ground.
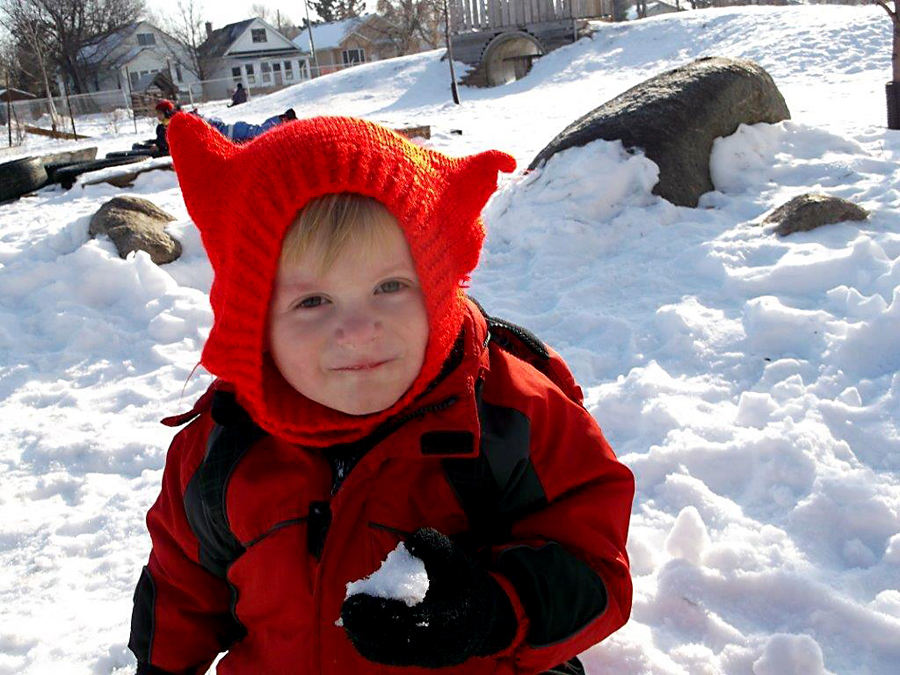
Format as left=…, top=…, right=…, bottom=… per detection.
left=1, top=6, right=897, bottom=674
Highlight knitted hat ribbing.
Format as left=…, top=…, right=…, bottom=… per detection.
left=168, top=113, right=516, bottom=446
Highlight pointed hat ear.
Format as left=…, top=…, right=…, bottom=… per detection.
left=168, top=112, right=238, bottom=230
left=437, top=149, right=517, bottom=275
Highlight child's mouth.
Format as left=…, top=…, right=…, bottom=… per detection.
left=333, top=359, right=393, bottom=372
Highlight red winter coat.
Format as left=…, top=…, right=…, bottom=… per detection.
left=129, top=301, right=634, bottom=674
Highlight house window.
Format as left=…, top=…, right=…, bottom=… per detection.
left=273, top=63, right=281, bottom=72
left=261, top=62, right=271, bottom=83
left=284, top=60, right=293, bottom=80
left=130, top=72, right=139, bottom=88
left=137, top=33, right=156, bottom=46
left=245, top=63, right=255, bottom=84
left=251, top=28, right=267, bottom=43
left=232, top=66, right=241, bottom=81
left=342, top=48, right=365, bottom=66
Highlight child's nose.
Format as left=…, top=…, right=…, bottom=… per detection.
left=334, top=310, right=381, bottom=346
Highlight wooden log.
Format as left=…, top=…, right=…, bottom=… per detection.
left=22, top=124, right=90, bottom=140
left=81, top=162, right=174, bottom=188
left=38, top=147, right=98, bottom=165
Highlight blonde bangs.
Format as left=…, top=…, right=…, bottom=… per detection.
left=280, top=193, right=398, bottom=272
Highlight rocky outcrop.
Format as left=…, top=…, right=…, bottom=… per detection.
left=529, top=57, right=791, bottom=207
left=763, top=193, right=869, bottom=236
left=89, top=196, right=182, bottom=264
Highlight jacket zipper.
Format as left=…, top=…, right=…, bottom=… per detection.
left=309, top=394, right=460, bottom=674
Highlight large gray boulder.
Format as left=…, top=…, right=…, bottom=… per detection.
left=89, top=196, right=182, bottom=264
left=529, top=57, right=791, bottom=207
left=763, top=193, right=869, bottom=237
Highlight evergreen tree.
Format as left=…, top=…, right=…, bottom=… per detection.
left=309, top=0, right=339, bottom=22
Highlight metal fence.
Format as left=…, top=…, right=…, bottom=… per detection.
left=1, top=88, right=143, bottom=144
left=1, top=58, right=372, bottom=146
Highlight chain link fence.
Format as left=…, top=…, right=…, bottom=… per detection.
left=1, top=88, right=145, bottom=146
left=1, top=59, right=368, bottom=147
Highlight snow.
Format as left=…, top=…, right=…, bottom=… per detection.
left=345, top=543, right=430, bottom=608
left=1, top=5, right=898, bottom=674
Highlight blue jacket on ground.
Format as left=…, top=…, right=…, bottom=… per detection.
left=206, top=114, right=282, bottom=142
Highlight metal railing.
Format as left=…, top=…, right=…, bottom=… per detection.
left=1, top=58, right=375, bottom=146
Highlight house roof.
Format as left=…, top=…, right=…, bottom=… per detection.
left=200, top=18, right=303, bottom=59
left=79, top=22, right=141, bottom=65
left=292, top=15, right=373, bottom=52
left=199, top=19, right=255, bottom=59
left=78, top=21, right=184, bottom=69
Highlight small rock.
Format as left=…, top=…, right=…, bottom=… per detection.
left=89, top=195, right=182, bottom=264
left=763, top=193, right=869, bottom=236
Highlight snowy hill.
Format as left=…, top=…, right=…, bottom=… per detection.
left=1, top=6, right=897, bottom=674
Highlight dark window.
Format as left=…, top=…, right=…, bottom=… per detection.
left=251, top=28, right=267, bottom=43
left=137, top=33, right=156, bottom=46
left=272, top=63, right=281, bottom=72
left=231, top=66, right=241, bottom=80
left=342, top=48, right=364, bottom=66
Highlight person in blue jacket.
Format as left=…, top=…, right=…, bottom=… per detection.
left=203, top=108, right=297, bottom=142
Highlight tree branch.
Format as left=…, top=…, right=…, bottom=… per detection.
left=874, top=0, right=896, bottom=21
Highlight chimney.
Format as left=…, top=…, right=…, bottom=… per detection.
left=205, top=22, right=213, bottom=39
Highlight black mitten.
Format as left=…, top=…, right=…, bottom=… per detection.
left=340, top=528, right=518, bottom=668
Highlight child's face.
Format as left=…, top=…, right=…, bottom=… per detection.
left=268, top=220, right=429, bottom=416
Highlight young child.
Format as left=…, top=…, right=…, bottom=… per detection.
left=128, top=113, right=634, bottom=675
left=150, top=100, right=178, bottom=156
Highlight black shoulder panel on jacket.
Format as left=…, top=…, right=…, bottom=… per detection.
left=183, top=390, right=267, bottom=579
left=128, top=566, right=156, bottom=665
left=136, top=662, right=187, bottom=675
left=497, top=543, right=608, bottom=646
left=443, top=390, right=547, bottom=549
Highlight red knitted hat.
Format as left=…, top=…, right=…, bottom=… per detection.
left=168, top=113, right=516, bottom=446
left=155, top=100, right=175, bottom=115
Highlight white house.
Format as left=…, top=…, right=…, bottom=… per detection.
left=199, top=18, right=309, bottom=100
left=67, top=21, right=199, bottom=97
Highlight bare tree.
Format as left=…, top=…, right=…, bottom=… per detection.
left=0, top=0, right=146, bottom=93
left=874, top=0, right=900, bottom=81
left=0, top=0, right=60, bottom=126
left=162, top=0, right=212, bottom=81
left=251, top=3, right=299, bottom=37
left=374, top=0, right=442, bottom=55
left=251, top=2, right=274, bottom=23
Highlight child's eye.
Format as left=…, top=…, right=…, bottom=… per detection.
left=376, top=280, right=407, bottom=294
left=294, top=295, right=327, bottom=309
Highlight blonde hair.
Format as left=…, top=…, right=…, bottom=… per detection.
left=280, top=193, right=399, bottom=272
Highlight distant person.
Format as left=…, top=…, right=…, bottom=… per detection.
left=229, top=82, right=248, bottom=107
left=151, top=99, right=178, bottom=155
left=202, top=108, right=297, bottom=143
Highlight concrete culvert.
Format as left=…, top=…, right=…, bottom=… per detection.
left=484, top=32, right=542, bottom=87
